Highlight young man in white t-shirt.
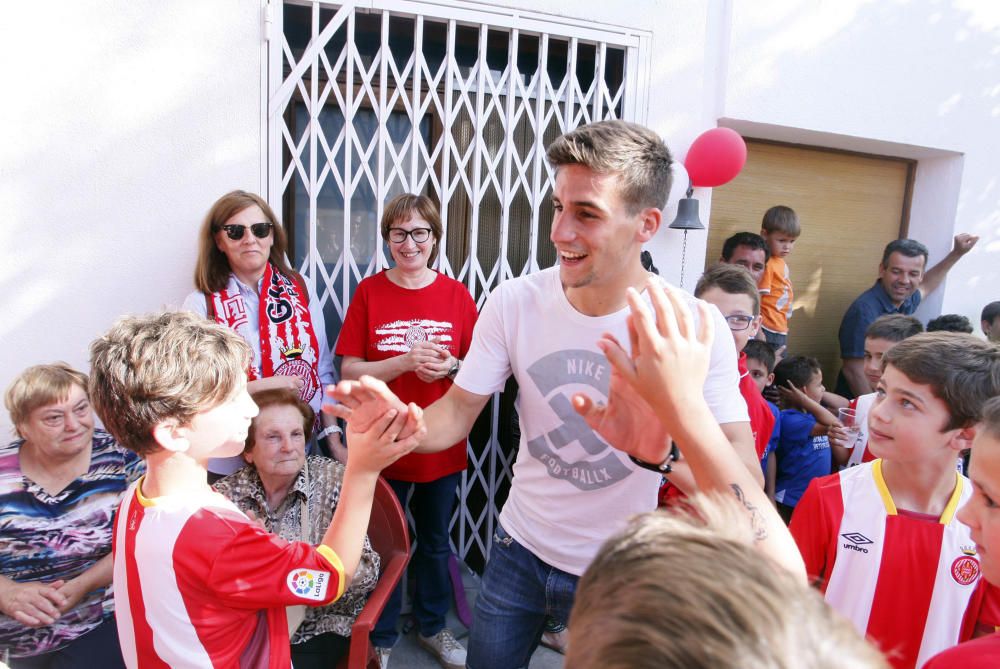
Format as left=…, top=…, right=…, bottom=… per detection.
left=330, top=120, right=755, bottom=669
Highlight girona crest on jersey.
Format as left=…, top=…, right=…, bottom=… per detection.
left=951, top=555, right=980, bottom=586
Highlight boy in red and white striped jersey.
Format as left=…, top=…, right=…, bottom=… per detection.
left=830, top=314, right=922, bottom=470
left=88, top=312, right=423, bottom=669
left=790, top=332, right=1000, bottom=669
left=925, top=395, right=1000, bottom=667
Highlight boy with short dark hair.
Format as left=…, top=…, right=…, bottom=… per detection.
left=88, top=311, right=422, bottom=668
left=927, top=314, right=974, bottom=334
left=832, top=314, right=923, bottom=469
left=981, top=301, right=1000, bottom=343
left=772, top=355, right=837, bottom=522
left=758, top=205, right=800, bottom=350
left=743, top=340, right=780, bottom=499
left=791, top=332, right=1000, bottom=669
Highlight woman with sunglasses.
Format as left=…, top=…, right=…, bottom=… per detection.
left=182, top=190, right=342, bottom=476
left=336, top=193, right=478, bottom=669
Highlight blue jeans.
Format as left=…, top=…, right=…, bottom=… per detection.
left=467, top=523, right=578, bottom=669
left=762, top=329, right=787, bottom=352
left=371, top=472, right=460, bottom=647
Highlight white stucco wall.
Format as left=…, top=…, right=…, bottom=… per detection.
left=1, top=0, right=996, bottom=435
left=0, top=1, right=263, bottom=435
left=720, top=0, right=999, bottom=328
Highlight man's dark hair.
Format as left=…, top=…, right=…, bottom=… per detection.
left=926, top=314, right=974, bottom=334
left=742, top=340, right=776, bottom=374
left=546, top=120, right=673, bottom=213
left=865, top=314, right=923, bottom=343
left=880, top=238, right=929, bottom=268
left=773, top=355, right=821, bottom=390
left=982, top=301, right=1000, bottom=325
left=721, top=232, right=770, bottom=262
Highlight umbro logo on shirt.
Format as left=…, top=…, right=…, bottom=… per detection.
left=841, top=532, right=874, bottom=554
left=286, top=568, right=330, bottom=601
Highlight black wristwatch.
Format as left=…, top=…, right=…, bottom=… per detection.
left=448, top=358, right=461, bottom=378
left=628, top=441, right=680, bottom=474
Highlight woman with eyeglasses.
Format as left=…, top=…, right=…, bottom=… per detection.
left=335, top=193, right=477, bottom=669
left=182, top=190, right=343, bottom=476
left=1, top=363, right=143, bottom=668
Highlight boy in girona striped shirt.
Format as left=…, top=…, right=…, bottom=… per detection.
left=88, top=311, right=423, bottom=669
left=925, top=395, right=1000, bottom=667
left=790, top=332, right=1000, bottom=669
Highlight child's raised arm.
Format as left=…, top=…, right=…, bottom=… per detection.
left=320, top=397, right=424, bottom=586
left=779, top=382, right=840, bottom=436
left=577, top=279, right=806, bottom=580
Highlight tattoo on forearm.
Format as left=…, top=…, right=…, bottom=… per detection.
left=731, top=483, right=768, bottom=542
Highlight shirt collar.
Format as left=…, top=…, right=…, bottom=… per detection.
left=231, top=273, right=264, bottom=295
left=231, top=463, right=308, bottom=516
left=870, top=280, right=906, bottom=312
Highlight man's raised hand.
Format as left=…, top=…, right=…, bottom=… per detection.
left=324, top=375, right=424, bottom=440
left=603, top=279, right=714, bottom=430
left=572, top=334, right=672, bottom=464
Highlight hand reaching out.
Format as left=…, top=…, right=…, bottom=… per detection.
left=324, top=375, right=424, bottom=441
left=325, top=376, right=407, bottom=432
left=827, top=424, right=855, bottom=451
left=572, top=335, right=672, bottom=464
left=601, top=279, right=715, bottom=430
left=345, top=404, right=426, bottom=475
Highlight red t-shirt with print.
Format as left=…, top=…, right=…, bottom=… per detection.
left=336, top=271, right=478, bottom=482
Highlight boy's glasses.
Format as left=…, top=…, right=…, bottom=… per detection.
left=387, top=227, right=432, bottom=244
left=218, top=222, right=274, bottom=240
left=725, top=314, right=755, bottom=331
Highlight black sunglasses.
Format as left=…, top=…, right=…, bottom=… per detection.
left=218, top=222, right=274, bottom=240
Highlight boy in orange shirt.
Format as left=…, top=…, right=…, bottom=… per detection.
left=758, top=205, right=800, bottom=351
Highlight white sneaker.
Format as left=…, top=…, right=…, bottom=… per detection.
left=375, top=646, right=391, bottom=669
left=418, top=628, right=467, bottom=669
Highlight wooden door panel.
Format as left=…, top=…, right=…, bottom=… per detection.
left=707, top=140, right=912, bottom=386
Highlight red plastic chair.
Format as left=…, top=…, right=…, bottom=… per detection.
left=339, top=476, right=411, bottom=669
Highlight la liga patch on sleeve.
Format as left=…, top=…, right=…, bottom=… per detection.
left=287, top=568, right=331, bottom=601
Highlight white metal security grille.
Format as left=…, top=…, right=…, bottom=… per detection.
left=267, top=0, right=650, bottom=569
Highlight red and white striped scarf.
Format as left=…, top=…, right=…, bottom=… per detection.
left=209, top=263, right=322, bottom=404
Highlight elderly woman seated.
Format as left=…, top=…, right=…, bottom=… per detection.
left=214, top=389, right=380, bottom=668
left=1, top=363, right=144, bottom=668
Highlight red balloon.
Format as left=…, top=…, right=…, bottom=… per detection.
left=683, top=127, right=747, bottom=188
